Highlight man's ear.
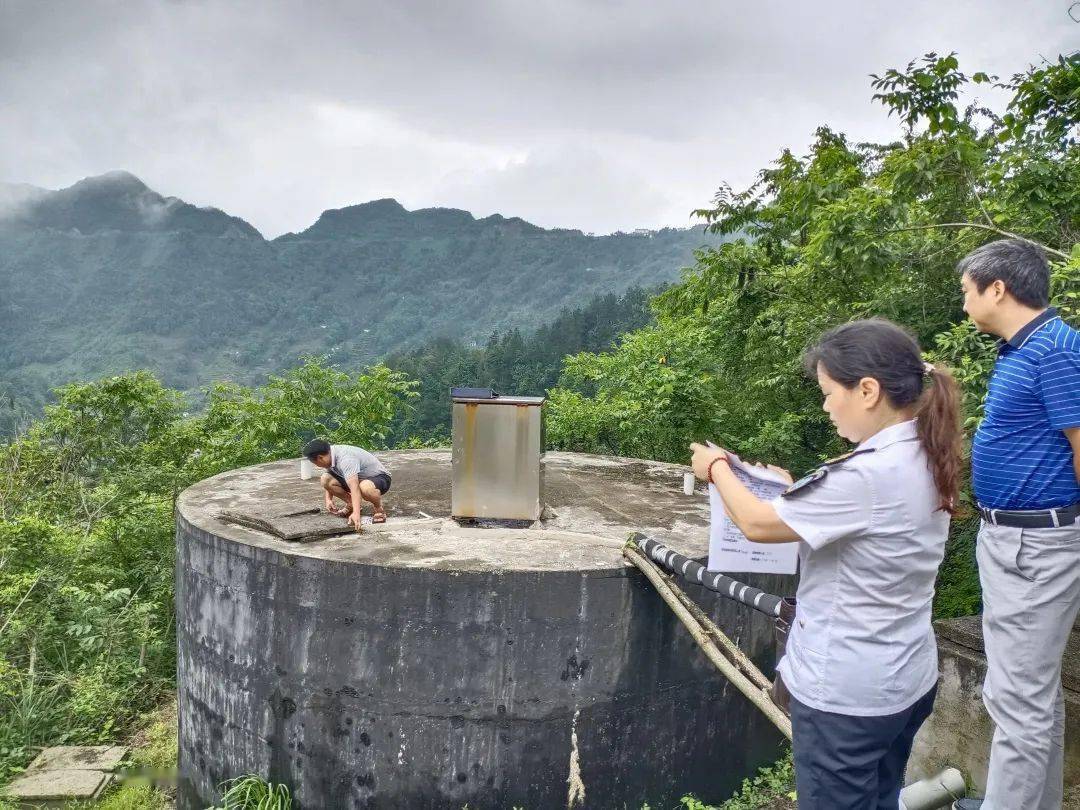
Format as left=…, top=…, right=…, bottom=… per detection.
left=858, top=376, right=882, bottom=408
left=989, top=279, right=1008, bottom=303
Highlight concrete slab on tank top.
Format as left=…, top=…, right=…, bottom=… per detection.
left=180, top=449, right=717, bottom=571
left=219, top=507, right=356, bottom=542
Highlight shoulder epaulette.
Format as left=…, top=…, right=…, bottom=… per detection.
left=780, top=448, right=875, bottom=498
left=822, top=448, right=876, bottom=467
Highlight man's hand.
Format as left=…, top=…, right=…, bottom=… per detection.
left=348, top=512, right=363, bottom=532
left=689, top=442, right=729, bottom=481
left=324, top=492, right=336, bottom=513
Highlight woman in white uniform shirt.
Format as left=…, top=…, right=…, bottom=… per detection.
left=691, top=319, right=962, bottom=810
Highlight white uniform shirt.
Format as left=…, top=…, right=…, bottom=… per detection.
left=771, top=420, right=948, bottom=716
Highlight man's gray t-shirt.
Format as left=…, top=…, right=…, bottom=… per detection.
left=330, top=445, right=389, bottom=483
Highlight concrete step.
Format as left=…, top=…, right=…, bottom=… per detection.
left=3, top=746, right=128, bottom=808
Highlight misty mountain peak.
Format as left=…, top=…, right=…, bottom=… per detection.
left=71, top=169, right=150, bottom=194
left=0, top=171, right=262, bottom=239
left=297, top=198, right=410, bottom=239
left=0, top=181, right=49, bottom=213
left=295, top=198, right=545, bottom=240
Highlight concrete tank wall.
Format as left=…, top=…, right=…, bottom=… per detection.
left=176, top=451, right=793, bottom=809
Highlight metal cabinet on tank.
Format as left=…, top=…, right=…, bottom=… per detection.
left=450, top=390, right=545, bottom=522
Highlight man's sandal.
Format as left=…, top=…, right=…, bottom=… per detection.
left=372, top=511, right=387, bottom=524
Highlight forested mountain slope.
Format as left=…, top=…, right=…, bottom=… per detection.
left=0, top=172, right=718, bottom=424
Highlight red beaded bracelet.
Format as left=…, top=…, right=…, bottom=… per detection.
left=707, top=456, right=728, bottom=484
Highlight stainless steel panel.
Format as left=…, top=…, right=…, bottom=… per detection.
left=452, top=400, right=544, bottom=520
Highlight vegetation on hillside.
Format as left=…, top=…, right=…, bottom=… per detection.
left=0, top=362, right=413, bottom=782
left=385, top=285, right=657, bottom=443
left=0, top=185, right=716, bottom=435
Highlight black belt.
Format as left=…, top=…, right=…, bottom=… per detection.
left=979, top=502, right=1080, bottom=529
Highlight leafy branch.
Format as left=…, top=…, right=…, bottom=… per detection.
left=886, top=222, right=1071, bottom=260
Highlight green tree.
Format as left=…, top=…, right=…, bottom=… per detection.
left=547, top=51, right=1080, bottom=618
left=0, top=357, right=418, bottom=781
left=385, top=286, right=657, bottom=443
left=199, top=357, right=417, bottom=469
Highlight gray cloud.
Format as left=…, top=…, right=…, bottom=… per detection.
left=0, top=183, right=48, bottom=221
left=0, top=0, right=1075, bottom=237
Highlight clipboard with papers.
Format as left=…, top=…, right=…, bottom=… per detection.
left=707, top=450, right=800, bottom=575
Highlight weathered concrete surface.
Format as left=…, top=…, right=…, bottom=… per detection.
left=3, top=746, right=126, bottom=807
left=25, top=745, right=127, bottom=772
left=177, top=451, right=796, bottom=809
left=180, top=451, right=718, bottom=570
left=908, top=615, right=1080, bottom=807
left=3, top=770, right=111, bottom=806
left=220, top=507, right=357, bottom=542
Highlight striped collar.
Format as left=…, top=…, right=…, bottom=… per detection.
left=1005, top=307, right=1059, bottom=350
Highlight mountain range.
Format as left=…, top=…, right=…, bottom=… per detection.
left=0, top=171, right=720, bottom=423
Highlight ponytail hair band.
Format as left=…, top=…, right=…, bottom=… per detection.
left=923, top=362, right=935, bottom=377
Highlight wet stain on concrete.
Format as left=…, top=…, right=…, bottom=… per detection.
left=560, top=655, right=590, bottom=682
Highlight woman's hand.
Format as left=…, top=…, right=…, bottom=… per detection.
left=744, top=459, right=795, bottom=485
left=689, top=442, right=728, bottom=482
left=762, top=463, right=794, bottom=484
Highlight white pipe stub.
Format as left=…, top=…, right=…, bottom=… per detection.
left=898, top=768, right=967, bottom=810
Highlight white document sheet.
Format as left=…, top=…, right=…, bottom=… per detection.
left=707, top=452, right=800, bottom=575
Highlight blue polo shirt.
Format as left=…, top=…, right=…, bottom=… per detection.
left=972, top=308, right=1080, bottom=510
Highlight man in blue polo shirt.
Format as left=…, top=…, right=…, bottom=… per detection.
left=954, top=239, right=1080, bottom=810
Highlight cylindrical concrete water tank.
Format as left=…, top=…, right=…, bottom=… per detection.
left=176, top=451, right=792, bottom=809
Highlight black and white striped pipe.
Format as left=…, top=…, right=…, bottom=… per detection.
left=629, top=533, right=785, bottom=619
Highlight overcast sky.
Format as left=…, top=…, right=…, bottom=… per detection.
left=1, top=1, right=1076, bottom=237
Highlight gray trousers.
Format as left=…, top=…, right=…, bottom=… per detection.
left=977, top=520, right=1080, bottom=810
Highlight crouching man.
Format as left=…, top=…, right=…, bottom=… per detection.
left=303, top=439, right=391, bottom=531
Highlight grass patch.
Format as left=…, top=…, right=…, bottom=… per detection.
left=662, top=752, right=795, bottom=810
left=208, top=775, right=292, bottom=810
left=61, top=700, right=178, bottom=810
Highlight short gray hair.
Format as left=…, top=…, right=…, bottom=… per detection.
left=957, top=239, right=1050, bottom=309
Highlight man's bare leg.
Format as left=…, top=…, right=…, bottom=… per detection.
left=320, top=473, right=356, bottom=516
left=359, top=479, right=385, bottom=521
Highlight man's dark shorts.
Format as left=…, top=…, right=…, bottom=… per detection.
left=329, top=469, right=392, bottom=495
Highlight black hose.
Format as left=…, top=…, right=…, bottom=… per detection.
left=629, top=533, right=787, bottom=619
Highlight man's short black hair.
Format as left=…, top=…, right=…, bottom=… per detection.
left=957, top=238, right=1051, bottom=309
left=303, top=439, right=332, bottom=460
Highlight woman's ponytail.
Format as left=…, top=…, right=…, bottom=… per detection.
left=915, top=363, right=964, bottom=514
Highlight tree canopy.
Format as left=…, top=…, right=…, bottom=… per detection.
left=546, top=52, right=1080, bottom=617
